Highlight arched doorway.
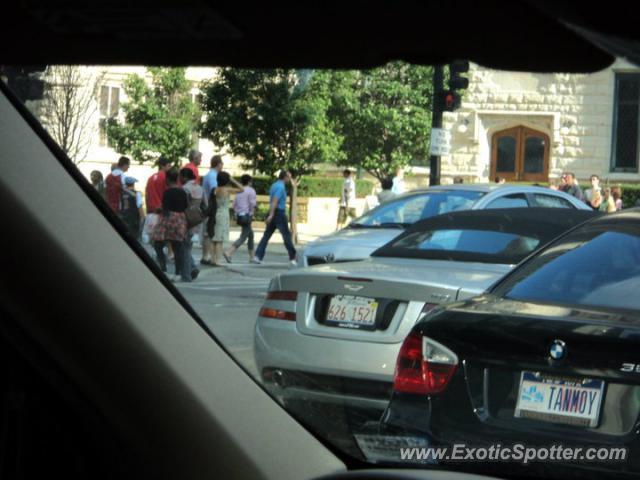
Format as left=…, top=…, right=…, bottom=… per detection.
left=491, top=126, right=549, bottom=182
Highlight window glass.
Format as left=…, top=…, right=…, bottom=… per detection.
left=532, top=193, right=573, bottom=208
left=523, top=136, right=545, bottom=173
left=496, top=135, right=516, bottom=172
left=4, top=58, right=638, bottom=477
left=499, top=228, right=640, bottom=310
left=393, top=229, right=540, bottom=256
left=353, top=191, right=485, bottom=227
left=612, top=73, right=640, bottom=172
left=485, top=193, right=528, bottom=209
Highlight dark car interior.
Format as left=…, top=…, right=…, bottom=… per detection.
left=2, top=1, right=640, bottom=479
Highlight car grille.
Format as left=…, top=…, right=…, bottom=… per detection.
left=262, top=368, right=393, bottom=400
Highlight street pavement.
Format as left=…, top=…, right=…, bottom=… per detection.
left=166, top=227, right=309, bottom=380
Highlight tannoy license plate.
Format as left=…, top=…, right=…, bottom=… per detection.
left=515, top=371, right=605, bottom=427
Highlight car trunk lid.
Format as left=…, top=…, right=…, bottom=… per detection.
left=420, top=297, right=640, bottom=436
left=279, top=258, right=509, bottom=344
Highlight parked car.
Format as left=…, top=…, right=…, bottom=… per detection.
left=255, top=208, right=597, bottom=429
left=382, top=209, right=640, bottom=478
left=300, top=184, right=592, bottom=267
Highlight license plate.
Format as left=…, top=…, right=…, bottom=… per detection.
left=514, top=371, right=605, bottom=427
left=326, top=295, right=378, bottom=329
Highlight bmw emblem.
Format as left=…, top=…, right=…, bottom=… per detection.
left=549, top=339, right=567, bottom=360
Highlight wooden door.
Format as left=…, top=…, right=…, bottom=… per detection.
left=491, top=126, right=549, bottom=182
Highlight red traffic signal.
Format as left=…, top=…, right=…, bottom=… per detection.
left=442, top=90, right=461, bottom=112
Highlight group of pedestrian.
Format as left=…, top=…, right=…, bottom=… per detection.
left=552, top=172, right=623, bottom=213
left=90, top=156, right=145, bottom=238
left=90, top=152, right=298, bottom=282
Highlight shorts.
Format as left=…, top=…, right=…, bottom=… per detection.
left=338, top=206, right=357, bottom=224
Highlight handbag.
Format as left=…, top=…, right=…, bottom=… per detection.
left=185, top=193, right=207, bottom=229
left=236, top=213, right=251, bottom=226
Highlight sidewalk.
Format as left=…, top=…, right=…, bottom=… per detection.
left=189, top=225, right=310, bottom=268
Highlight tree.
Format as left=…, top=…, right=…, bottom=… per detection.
left=199, top=68, right=344, bottom=243
left=333, top=62, right=434, bottom=181
left=38, top=66, right=102, bottom=164
left=106, top=67, right=200, bottom=164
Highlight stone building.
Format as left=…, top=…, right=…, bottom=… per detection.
left=440, top=58, right=640, bottom=184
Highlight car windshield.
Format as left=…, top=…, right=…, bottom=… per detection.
left=351, top=190, right=485, bottom=228
left=496, top=220, right=640, bottom=311
left=380, top=228, right=540, bottom=263
left=4, top=53, right=639, bottom=479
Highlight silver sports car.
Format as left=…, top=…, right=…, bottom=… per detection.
left=300, top=184, right=591, bottom=267
left=255, top=208, right=598, bottom=417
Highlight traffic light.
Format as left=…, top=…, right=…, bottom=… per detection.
left=444, top=60, right=469, bottom=111
left=442, top=90, right=461, bottom=112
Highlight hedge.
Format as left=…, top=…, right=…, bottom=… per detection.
left=237, top=176, right=375, bottom=198
left=617, top=184, right=640, bottom=208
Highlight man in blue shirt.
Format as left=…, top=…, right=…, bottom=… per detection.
left=200, top=155, right=223, bottom=265
left=253, top=170, right=297, bottom=265
left=203, top=155, right=223, bottom=198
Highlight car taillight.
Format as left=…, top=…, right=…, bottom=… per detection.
left=259, top=307, right=296, bottom=321
left=393, top=332, right=458, bottom=395
left=260, top=291, right=297, bottom=321
left=266, top=291, right=298, bottom=301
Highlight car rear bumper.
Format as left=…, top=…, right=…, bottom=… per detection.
left=255, top=316, right=399, bottom=409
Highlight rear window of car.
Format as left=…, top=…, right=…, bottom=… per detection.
left=353, top=191, right=485, bottom=227
left=381, top=228, right=540, bottom=263
left=496, top=224, right=640, bottom=311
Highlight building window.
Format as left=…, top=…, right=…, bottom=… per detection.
left=98, top=85, right=120, bottom=147
left=611, top=73, right=640, bottom=172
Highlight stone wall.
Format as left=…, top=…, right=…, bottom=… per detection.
left=441, top=59, right=640, bottom=183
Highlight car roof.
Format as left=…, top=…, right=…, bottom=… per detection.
left=400, top=183, right=571, bottom=195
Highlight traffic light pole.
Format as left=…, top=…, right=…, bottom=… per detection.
left=429, top=65, right=444, bottom=186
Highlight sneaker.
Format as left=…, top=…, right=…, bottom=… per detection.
left=290, top=259, right=298, bottom=267
left=171, top=275, right=181, bottom=282
left=251, top=256, right=263, bottom=265
left=191, top=269, right=200, bottom=280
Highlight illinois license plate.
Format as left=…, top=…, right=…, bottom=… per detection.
left=514, top=371, right=605, bottom=427
left=326, top=295, right=378, bottom=329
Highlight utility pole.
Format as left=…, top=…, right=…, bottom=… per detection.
left=429, top=65, right=444, bottom=186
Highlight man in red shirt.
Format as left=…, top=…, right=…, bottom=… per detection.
left=145, top=156, right=172, bottom=213
left=183, top=150, right=202, bottom=184
left=105, top=156, right=130, bottom=212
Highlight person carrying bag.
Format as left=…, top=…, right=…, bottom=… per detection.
left=224, top=174, right=257, bottom=263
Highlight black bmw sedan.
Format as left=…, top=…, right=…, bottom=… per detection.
left=382, top=209, right=640, bottom=479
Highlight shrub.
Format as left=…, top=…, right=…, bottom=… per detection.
left=617, top=184, right=640, bottom=208
left=236, top=176, right=375, bottom=198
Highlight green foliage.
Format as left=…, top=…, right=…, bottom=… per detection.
left=243, top=176, right=375, bottom=198
left=331, top=63, right=434, bottom=180
left=200, top=69, right=344, bottom=178
left=617, top=184, right=640, bottom=208
left=106, top=67, right=200, bottom=164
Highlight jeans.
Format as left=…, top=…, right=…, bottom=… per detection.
left=183, top=233, right=198, bottom=280
left=154, top=240, right=190, bottom=281
left=255, top=209, right=296, bottom=260
left=233, top=220, right=254, bottom=251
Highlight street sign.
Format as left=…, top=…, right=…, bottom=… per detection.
left=429, top=128, right=451, bottom=156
